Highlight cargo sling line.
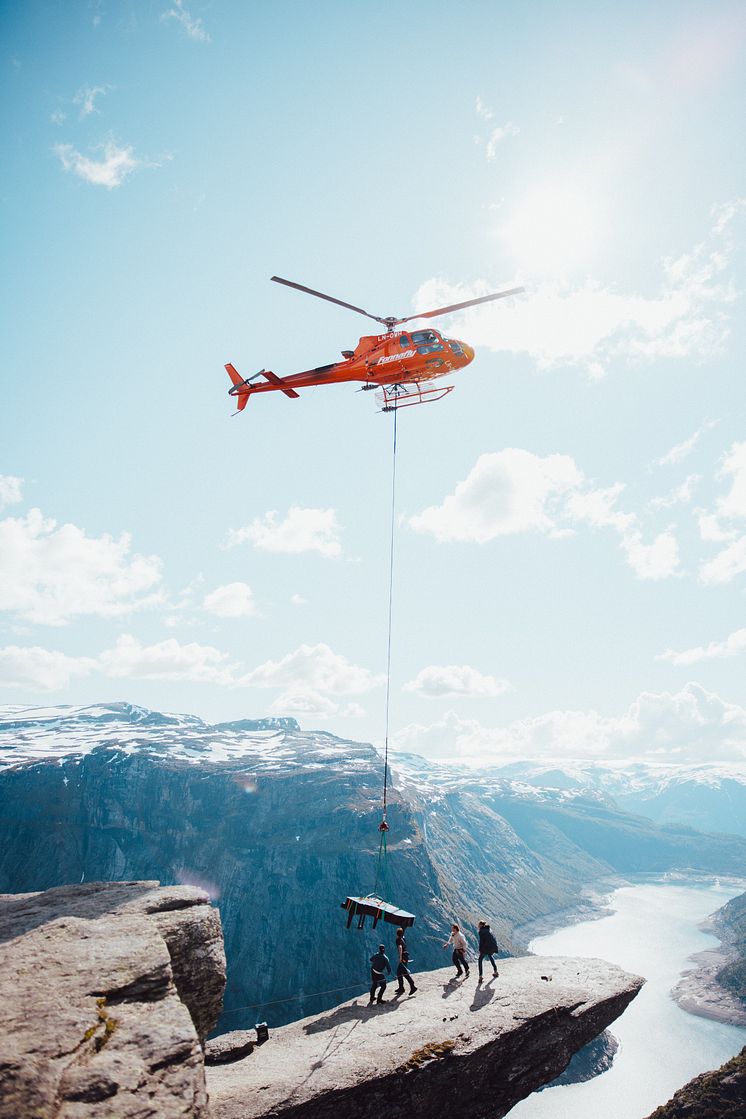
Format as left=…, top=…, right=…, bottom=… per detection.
left=373, top=402, right=398, bottom=901
left=340, top=401, right=414, bottom=930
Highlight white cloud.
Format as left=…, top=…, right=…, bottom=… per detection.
left=658, top=627, right=746, bottom=666
left=203, top=582, right=256, bottom=618
left=394, top=684, right=746, bottom=763
left=699, top=535, right=746, bottom=585
left=50, top=109, right=67, bottom=125
left=486, top=122, right=519, bottom=161
left=564, top=482, right=634, bottom=532
left=620, top=529, right=680, bottom=580
left=403, top=664, right=511, bottom=699
left=54, top=139, right=140, bottom=189
left=73, top=84, right=110, bottom=117
left=697, top=511, right=738, bottom=543
left=408, top=449, right=582, bottom=542
left=409, top=450, right=680, bottom=579
left=161, top=0, right=210, bottom=41
left=697, top=442, right=746, bottom=583
left=268, top=688, right=339, bottom=717
left=713, top=442, right=746, bottom=521
left=226, top=507, right=341, bottom=558
left=0, top=475, right=23, bottom=510
left=239, top=642, right=383, bottom=694
left=0, top=508, right=163, bottom=625
left=99, top=634, right=234, bottom=684
left=412, top=201, right=742, bottom=376
left=267, top=689, right=367, bottom=719
left=290, top=593, right=306, bottom=606
left=0, top=645, right=95, bottom=691
left=655, top=420, right=718, bottom=466
left=475, top=96, right=493, bottom=122
left=650, top=475, right=700, bottom=509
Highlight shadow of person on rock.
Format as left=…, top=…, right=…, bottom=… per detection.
left=303, top=998, right=403, bottom=1034
left=470, top=982, right=496, bottom=1012
left=442, top=977, right=463, bottom=999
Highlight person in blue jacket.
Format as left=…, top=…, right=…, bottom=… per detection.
left=477, top=920, right=500, bottom=980
left=369, top=944, right=391, bottom=1005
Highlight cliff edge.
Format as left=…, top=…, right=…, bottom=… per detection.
left=208, top=956, right=644, bottom=1119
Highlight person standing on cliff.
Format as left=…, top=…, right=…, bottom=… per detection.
left=369, top=944, right=391, bottom=1005
left=477, top=920, right=500, bottom=981
left=394, top=926, right=417, bottom=995
left=443, top=923, right=470, bottom=977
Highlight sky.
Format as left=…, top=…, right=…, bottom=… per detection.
left=2, top=0, right=746, bottom=766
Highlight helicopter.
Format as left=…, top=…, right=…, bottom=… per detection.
left=226, top=275, right=524, bottom=412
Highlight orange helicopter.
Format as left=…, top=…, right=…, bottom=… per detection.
left=226, top=275, right=524, bottom=412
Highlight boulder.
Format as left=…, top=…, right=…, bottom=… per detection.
left=0, top=881, right=226, bottom=1118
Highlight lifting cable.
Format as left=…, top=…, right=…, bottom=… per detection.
left=220, top=980, right=369, bottom=1016
left=373, top=402, right=399, bottom=900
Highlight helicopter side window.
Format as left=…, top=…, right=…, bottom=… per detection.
left=399, top=335, right=410, bottom=347
left=411, top=329, right=443, bottom=355
left=448, top=340, right=465, bottom=356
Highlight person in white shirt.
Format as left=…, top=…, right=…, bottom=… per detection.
left=443, top=922, right=470, bottom=977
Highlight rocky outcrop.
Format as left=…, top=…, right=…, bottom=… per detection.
left=0, top=881, right=226, bottom=1118
left=208, top=956, right=644, bottom=1119
left=671, top=888, right=746, bottom=1027
left=643, top=1046, right=746, bottom=1118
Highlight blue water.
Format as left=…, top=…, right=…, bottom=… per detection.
left=509, top=879, right=746, bottom=1119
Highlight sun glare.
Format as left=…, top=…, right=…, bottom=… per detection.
left=502, top=182, right=604, bottom=278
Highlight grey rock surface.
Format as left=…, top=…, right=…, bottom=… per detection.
left=206, top=1031, right=256, bottom=1065
left=0, top=881, right=226, bottom=1119
left=208, top=956, right=643, bottom=1119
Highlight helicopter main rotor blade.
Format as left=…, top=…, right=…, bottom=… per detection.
left=395, top=286, right=525, bottom=324
left=271, top=276, right=386, bottom=325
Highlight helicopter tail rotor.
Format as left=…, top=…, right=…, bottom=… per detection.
left=226, top=362, right=258, bottom=411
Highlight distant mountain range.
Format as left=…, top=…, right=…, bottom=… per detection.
left=2, top=702, right=745, bottom=1032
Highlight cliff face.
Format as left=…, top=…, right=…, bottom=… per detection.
left=207, top=957, right=644, bottom=1119
left=713, top=890, right=746, bottom=1010
left=643, top=1046, right=746, bottom=1119
left=0, top=881, right=226, bottom=1119
left=2, top=704, right=744, bottom=1033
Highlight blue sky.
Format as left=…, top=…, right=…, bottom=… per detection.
left=2, top=0, right=746, bottom=764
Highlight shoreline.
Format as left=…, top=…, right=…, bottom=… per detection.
left=516, top=873, right=746, bottom=1030
left=671, top=944, right=746, bottom=1028
left=513, top=877, right=624, bottom=947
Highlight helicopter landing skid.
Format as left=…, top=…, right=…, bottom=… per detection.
left=376, top=382, right=454, bottom=411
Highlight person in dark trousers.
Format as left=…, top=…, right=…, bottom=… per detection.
left=394, top=926, right=417, bottom=995
left=477, top=920, right=500, bottom=980
left=443, top=923, right=470, bottom=977
left=369, top=944, right=391, bottom=1004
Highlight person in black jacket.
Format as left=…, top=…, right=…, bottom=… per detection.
left=369, top=944, right=391, bottom=1005
left=477, top=920, right=500, bottom=980
left=394, top=927, right=417, bottom=995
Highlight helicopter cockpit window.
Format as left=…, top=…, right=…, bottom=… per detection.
left=411, top=329, right=443, bottom=355
left=448, top=340, right=465, bottom=356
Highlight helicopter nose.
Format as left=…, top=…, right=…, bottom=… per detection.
left=461, top=342, right=475, bottom=363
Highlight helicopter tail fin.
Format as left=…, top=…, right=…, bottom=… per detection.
left=226, top=362, right=252, bottom=412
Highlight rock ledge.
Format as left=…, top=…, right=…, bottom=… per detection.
left=208, top=955, right=643, bottom=1119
